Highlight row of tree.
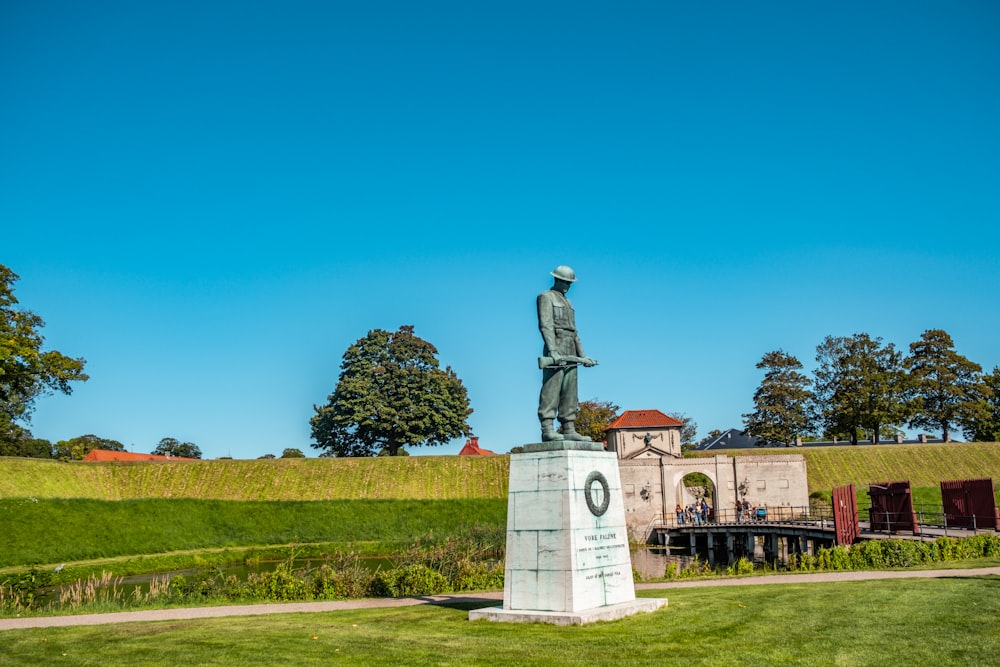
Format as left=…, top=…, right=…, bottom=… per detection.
left=6, top=260, right=996, bottom=460
left=743, top=330, right=1000, bottom=446
left=0, top=433, right=204, bottom=460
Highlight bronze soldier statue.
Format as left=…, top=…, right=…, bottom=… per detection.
left=537, top=265, right=597, bottom=441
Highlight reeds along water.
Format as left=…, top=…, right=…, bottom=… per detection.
left=54, top=571, right=172, bottom=610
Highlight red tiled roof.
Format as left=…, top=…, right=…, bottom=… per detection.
left=458, top=437, right=495, bottom=456
left=81, top=449, right=198, bottom=462
left=606, top=409, right=684, bottom=430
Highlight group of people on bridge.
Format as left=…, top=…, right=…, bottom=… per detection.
left=673, top=498, right=770, bottom=525
left=735, top=499, right=768, bottom=523
left=675, top=499, right=712, bottom=525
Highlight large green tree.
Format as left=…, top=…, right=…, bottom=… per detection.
left=812, top=334, right=911, bottom=445
left=0, top=424, right=53, bottom=458
left=905, top=329, right=990, bottom=442
left=310, top=326, right=472, bottom=457
left=152, top=437, right=203, bottom=459
left=576, top=398, right=620, bottom=442
left=743, top=350, right=814, bottom=446
left=959, top=366, right=1000, bottom=442
left=0, top=265, right=88, bottom=448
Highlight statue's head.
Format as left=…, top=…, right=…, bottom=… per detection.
left=550, top=265, right=577, bottom=283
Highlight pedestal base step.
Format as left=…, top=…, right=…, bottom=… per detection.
left=468, top=597, right=667, bottom=626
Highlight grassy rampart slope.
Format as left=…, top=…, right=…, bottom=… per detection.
left=2, top=442, right=999, bottom=501
left=696, top=442, right=1000, bottom=493
left=0, top=455, right=510, bottom=501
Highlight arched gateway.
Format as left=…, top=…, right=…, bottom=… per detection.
left=606, top=411, right=810, bottom=541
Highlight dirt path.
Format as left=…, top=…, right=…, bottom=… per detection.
left=2, top=567, right=997, bottom=631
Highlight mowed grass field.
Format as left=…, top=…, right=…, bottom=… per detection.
left=2, top=579, right=999, bottom=666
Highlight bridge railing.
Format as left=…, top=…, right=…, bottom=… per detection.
left=858, top=501, right=998, bottom=535
left=668, top=505, right=833, bottom=528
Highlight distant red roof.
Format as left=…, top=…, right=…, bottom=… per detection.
left=606, top=410, right=684, bottom=430
left=458, top=437, right=495, bottom=456
left=82, top=449, right=197, bottom=462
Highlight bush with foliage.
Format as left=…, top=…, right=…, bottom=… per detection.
left=797, top=534, right=1000, bottom=573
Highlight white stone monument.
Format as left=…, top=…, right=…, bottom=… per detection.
left=469, top=442, right=667, bottom=625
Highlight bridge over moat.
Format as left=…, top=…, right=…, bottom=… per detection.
left=652, top=513, right=987, bottom=567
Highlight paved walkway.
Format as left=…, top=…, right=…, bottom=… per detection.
left=2, top=567, right=998, bottom=631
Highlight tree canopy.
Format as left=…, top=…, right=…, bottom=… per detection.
left=0, top=430, right=53, bottom=458
left=812, top=334, right=911, bottom=445
left=575, top=399, right=620, bottom=443
left=54, top=434, right=126, bottom=461
left=959, top=366, right=1000, bottom=442
left=905, top=329, right=990, bottom=442
left=667, top=411, right=698, bottom=447
left=152, top=437, right=203, bottom=459
left=310, top=326, right=472, bottom=457
left=743, top=350, right=814, bottom=446
left=0, top=264, right=88, bottom=447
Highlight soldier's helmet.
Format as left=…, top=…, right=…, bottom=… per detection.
left=550, top=265, right=577, bottom=282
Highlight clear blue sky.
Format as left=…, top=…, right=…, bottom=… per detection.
left=3, top=1, right=998, bottom=458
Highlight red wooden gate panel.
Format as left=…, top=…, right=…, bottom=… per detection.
left=832, top=484, right=859, bottom=545
left=868, top=481, right=919, bottom=534
left=941, top=478, right=1000, bottom=530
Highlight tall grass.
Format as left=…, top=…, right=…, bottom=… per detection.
left=4, top=443, right=998, bottom=502
left=0, top=455, right=510, bottom=501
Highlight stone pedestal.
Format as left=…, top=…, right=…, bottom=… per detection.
left=469, top=446, right=667, bottom=625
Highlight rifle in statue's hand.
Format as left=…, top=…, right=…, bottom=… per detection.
left=538, top=355, right=598, bottom=369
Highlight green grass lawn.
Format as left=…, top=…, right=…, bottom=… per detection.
left=0, top=498, right=506, bottom=569
left=2, top=576, right=997, bottom=666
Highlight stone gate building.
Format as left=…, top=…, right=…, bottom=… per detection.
left=607, top=410, right=810, bottom=541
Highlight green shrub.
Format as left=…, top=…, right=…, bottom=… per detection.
left=881, top=539, right=920, bottom=568
left=851, top=540, right=886, bottom=569
left=451, top=559, right=504, bottom=592
left=312, top=554, right=375, bottom=600
left=0, top=567, right=52, bottom=611
left=936, top=537, right=960, bottom=561
left=369, top=564, right=451, bottom=597
left=245, top=561, right=312, bottom=601
left=725, top=557, right=754, bottom=576
left=825, top=546, right=851, bottom=570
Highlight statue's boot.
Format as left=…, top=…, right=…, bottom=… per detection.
left=561, top=420, right=592, bottom=441
left=541, top=419, right=564, bottom=441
